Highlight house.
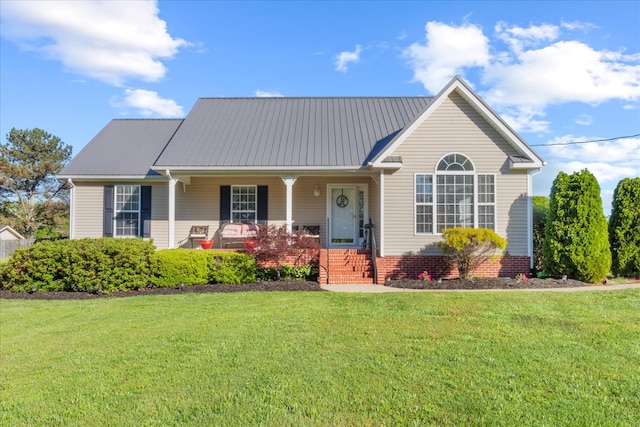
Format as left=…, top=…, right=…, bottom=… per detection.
left=0, top=224, right=27, bottom=259
left=58, top=77, right=545, bottom=284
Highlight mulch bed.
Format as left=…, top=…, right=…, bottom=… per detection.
left=385, top=277, right=596, bottom=290
left=0, top=277, right=605, bottom=300
left=0, top=281, right=324, bottom=300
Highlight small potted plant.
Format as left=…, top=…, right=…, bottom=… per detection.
left=200, top=239, right=214, bottom=250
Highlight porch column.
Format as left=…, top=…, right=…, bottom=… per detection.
left=167, top=173, right=178, bottom=248
left=281, top=176, right=297, bottom=233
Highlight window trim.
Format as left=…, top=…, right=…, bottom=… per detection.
left=230, top=185, right=258, bottom=223
left=414, top=154, right=497, bottom=235
left=114, top=184, right=141, bottom=238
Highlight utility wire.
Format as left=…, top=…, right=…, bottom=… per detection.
left=530, top=133, right=640, bottom=147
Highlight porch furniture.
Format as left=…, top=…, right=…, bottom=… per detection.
left=219, top=223, right=259, bottom=248
left=186, top=225, right=209, bottom=248
left=295, top=225, right=320, bottom=241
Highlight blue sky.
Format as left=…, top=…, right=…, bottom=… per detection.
left=1, top=0, right=638, bottom=214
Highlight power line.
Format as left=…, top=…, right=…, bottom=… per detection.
left=530, top=133, right=640, bottom=147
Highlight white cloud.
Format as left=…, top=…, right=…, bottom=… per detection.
left=335, top=44, right=362, bottom=72
left=574, top=114, right=593, bottom=126
left=255, top=90, right=284, bottom=97
left=402, top=21, right=490, bottom=93
left=544, top=134, right=640, bottom=184
left=1, top=0, right=188, bottom=86
left=403, top=20, right=640, bottom=132
left=112, top=89, right=184, bottom=117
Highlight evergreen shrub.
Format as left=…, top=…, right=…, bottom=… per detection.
left=1, top=238, right=155, bottom=293
left=543, top=170, right=611, bottom=283
left=609, top=177, right=640, bottom=278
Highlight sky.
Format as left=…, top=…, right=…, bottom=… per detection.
left=1, top=0, right=639, bottom=215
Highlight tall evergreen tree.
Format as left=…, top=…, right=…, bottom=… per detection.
left=543, top=169, right=611, bottom=283
left=0, top=128, right=72, bottom=237
left=609, top=177, right=640, bottom=278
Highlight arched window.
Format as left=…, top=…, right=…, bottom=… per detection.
left=415, top=153, right=495, bottom=234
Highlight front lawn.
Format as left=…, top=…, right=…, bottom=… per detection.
left=2, top=290, right=639, bottom=426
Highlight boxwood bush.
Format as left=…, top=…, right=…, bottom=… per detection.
left=150, top=249, right=256, bottom=287
left=1, top=238, right=155, bottom=293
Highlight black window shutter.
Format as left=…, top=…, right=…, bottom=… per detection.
left=220, top=185, right=231, bottom=224
left=141, top=186, right=152, bottom=238
left=257, top=185, right=268, bottom=225
left=103, top=185, right=114, bottom=237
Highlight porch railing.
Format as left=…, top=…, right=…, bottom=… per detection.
left=364, top=219, right=377, bottom=284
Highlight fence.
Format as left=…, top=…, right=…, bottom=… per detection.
left=0, top=239, right=35, bottom=259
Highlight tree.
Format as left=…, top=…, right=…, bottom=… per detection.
left=0, top=128, right=72, bottom=237
left=436, top=227, right=507, bottom=280
left=532, top=195, right=549, bottom=271
left=244, top=225, right=320, bottom=279
left=609, top=177, right=640, bottom=278
left=543, top=169, right=611, bottom=283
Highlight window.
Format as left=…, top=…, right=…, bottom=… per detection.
left=231, top=185, right=257, bottom=222
left=115, top=185, right=140, bottom=237
left=414, top=154, right=496, bottom=234
left=415, top=174, right=433, bottom=233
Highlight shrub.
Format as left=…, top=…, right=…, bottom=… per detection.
left=532, top=196, right=550, bottom=272
left=150, top=250, right=256, bottom=287
left=543, top=170, right=611, bottom=283
left=150, top=249, right=212, bottom=287
left=609, top=177, right=640, bottom=278
left=244, top=225, right=320, bottom=279
left=1, top=238, right=155, bottom=293
left=257, top=263, right=318, bottom=282
left=436, top=227, right=506, bottom=279
left=209, top=251, right=256, bottom=284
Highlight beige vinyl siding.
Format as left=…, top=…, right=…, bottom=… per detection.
left=150, top=184, right=168, bottom=249
left=383, top=92, right=530, bottom=256
left=73, top=183, right=105, bottom=239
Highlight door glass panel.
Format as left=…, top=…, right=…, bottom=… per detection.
left=331, top=187, right=356, bottom=244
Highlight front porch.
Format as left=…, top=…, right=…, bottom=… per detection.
left=161, top=175, right=376, bottom=252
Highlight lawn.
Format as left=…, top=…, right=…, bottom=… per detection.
left=1, top=289, right=639, bottom=426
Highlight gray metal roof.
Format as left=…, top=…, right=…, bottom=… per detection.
left=59, top=119, right=183, bottom=177
left=154, top=97, right=433, bottom=168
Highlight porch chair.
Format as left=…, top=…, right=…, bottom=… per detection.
left=187, top=225, right=209, bottom=248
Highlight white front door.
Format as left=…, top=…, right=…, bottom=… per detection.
left=329, top=186, right=357, bottom=247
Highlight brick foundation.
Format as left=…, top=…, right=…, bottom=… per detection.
left=218, top=247, right=530, bottom=285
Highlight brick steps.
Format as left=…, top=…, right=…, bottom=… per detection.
left=325, top=249, right=375, bottom=284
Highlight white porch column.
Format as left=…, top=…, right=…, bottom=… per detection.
left=67, top=179, right=75, bottom=239
left=281, top=176, right=297, bottom=233
left=167, top=172, right=178, bottom=248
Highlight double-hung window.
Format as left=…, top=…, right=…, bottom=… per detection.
left=115, top=185, right=140, bottom=237
left=231, top=185, right=257, bottom=222
left=415, top=154, right=496, bottom=234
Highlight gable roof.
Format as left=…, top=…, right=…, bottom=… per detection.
left=59, top=77, right=544, bottom=179
left=153, top=97, right=433, bottom=171
left=371, top=76, right=545, bottom=169
left=59, top=119, right=183, bottom=178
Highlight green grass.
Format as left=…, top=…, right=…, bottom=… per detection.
left=2, top=290, right=639, bottom=426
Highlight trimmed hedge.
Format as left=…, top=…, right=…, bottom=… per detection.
left=150, top=249, right=256, bottom=288
left=1, top=238, right=155, bottom=293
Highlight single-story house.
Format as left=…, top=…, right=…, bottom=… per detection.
left=58, top=77, right=545, bottom=284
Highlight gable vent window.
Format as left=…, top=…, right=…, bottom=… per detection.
left=415, top=153, right=496, bottom=234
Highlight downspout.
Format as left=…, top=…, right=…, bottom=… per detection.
left=379, top=170, right=384, bottom=257
left=67, top=179, right=75, bottom=239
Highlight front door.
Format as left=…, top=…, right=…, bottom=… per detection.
left=329, top=186, right=357, bottom=247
